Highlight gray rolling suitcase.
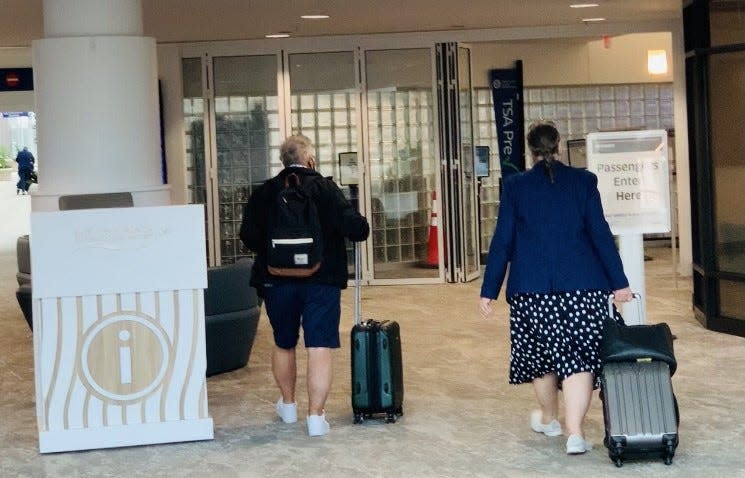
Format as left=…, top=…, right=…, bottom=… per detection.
left=600, top=294, right=679, bottom=467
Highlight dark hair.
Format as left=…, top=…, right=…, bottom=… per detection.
left=527, top=122, right=560, bottom=183
left=527, top=122, right=560, bottom=159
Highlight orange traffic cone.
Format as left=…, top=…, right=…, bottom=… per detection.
left=423, top=191, right=439, bottom=268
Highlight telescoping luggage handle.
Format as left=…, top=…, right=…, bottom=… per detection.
left=607, top=292, right=642, bottom=319
left=354, top=242, right=362, bottom=326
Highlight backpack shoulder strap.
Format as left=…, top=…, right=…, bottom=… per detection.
left=285, top=172, right=301, bottom=189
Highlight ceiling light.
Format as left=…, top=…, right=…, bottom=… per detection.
left=265, top=33, right=290, bottom=38
left=582, top=17, right=606, bottom=22
left=648, top=50, right=668, bottom=75
left=301, top=14, right=330, bottom=19
left=570, top=3, right=600, bottom=7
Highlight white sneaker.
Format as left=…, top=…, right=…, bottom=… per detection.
left=307, top=413, right=330, bottom=437
left=530, top=410, right=563, bottom=437
left=566, top=434, right=593, bottom=454
left=276, top=398, right=298, bottom=424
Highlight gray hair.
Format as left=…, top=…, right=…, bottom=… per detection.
left=280, top=135, right=315, bottom=167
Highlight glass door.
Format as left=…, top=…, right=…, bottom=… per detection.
left=181, top=57, right=210, bottom=259
left=184, top=54, right=283, bottom=266
left=180, top=43, right=478, bottom=284
left=457, top=46, right=480, bottom=281
left=212, top=54, right=282, bottom=265
left=287, top=50, right=360, bottom=273
left=436, top=43, right=480, bottom=282
left=363, top=48, right=442, bottom=282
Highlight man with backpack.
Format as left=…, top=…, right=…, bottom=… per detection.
left=240, top=134, right=369, bottom=437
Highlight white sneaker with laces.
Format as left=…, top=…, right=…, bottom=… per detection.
left=530, top=410, right=563, bottom=437
left=307, top=413, right=330, bottom=437
left=275, top=398, right=298, bottom=424
left=566, top=434, right=593, bottom=454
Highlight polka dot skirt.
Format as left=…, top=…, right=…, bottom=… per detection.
left=508, top=289, right=624, bottom=389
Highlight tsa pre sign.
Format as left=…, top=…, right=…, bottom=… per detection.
left=587, top=130, right=671, bottom=235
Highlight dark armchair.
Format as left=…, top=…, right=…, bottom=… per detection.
left=16, top=231, right=262, bottom=375
left=204, top=258, right=262, bottom=376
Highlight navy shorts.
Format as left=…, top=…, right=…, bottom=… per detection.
left=263, top=283, right=341, bottom=349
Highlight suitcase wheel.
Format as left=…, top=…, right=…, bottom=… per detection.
left=664, top=439, right=676, bottom=465
left=395, top=406, right=403, bottom=416
left=385, top=411, right=397, bottom=423
left=609, top=442, right=624, bottom=467
left=353, top=412, right=364, bottom=424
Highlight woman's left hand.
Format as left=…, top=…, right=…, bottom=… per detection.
left=479, top=297, right=493, bottom=317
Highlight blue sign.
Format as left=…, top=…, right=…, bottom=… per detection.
left=489, top=63, right=525, bottom=178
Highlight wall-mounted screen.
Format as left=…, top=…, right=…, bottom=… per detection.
left=475, top=146, right=490, bottom=178
left=566, top=139, right=587, bottom=169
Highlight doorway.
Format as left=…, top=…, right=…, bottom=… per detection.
left=181, top=43, right=479, bottom=284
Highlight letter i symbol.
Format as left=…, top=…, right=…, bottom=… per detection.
left=118, top=329, right=133, bottom=385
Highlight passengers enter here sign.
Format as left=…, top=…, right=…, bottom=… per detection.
left=586, top=130, right=670, bottom=235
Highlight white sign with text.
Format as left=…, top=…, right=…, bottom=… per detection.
left=586, top=130, right=670, bottom=235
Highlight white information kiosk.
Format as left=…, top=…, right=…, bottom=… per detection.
left=586, top=130, right=671, bottom=325
left=30, top=205, right=213, bottom=453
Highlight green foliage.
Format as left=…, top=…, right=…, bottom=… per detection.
left=0, top=146, right=9, bottom=168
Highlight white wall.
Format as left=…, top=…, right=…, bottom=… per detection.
left=471, top=32, right=673, bottom=88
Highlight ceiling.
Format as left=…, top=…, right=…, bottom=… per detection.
left=0, top=0, right=682, bottom=47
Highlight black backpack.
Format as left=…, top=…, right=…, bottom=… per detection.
left=266, top=172, right=323, bottom=277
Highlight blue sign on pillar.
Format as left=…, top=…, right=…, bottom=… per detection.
left=489, top=61, right=525, bottom=179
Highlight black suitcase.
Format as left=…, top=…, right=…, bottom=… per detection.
left=350, top=244, right=404, bottom=424
left=600, top=294, right=679, bottom=467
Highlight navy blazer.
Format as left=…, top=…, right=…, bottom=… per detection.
left=480, top=160, right=629, bottom=301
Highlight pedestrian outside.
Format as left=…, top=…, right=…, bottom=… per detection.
left=15, top=146, right=35, bottom=195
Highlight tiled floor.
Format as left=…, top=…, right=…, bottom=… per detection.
left=1, top=178, right=744, bottom=477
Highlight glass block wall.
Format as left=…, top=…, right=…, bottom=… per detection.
left=474, top=83, right=675, bottom=257
left=183, top=99, right=206, bottom=205
left=367, top=88, right=437, bottom=268
left=291, top=90, right=359, bottom=270
left=214, top=95, right=281, bottom=264
left=291, top=92, right=358, bottom=181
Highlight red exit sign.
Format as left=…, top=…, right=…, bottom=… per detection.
left=0, top=68, right=33, bottom=91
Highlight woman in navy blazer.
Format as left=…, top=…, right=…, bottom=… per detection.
left=479, top=122, right=632, bottom=455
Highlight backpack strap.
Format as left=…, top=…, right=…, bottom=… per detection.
left=285, top=172, right=301, bottom=189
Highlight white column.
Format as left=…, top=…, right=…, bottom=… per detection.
left=672, top=20, right=693, bottom=277
left=31, top=0, right=169, bottom=211
left=618, top=233, right=647, bottom=325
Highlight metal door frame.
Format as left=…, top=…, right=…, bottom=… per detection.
left=182, top=39, right=449, bottom=283
left=358, top=44, right=446, bottom=285
left=436, top=42, right=480, bottom=283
